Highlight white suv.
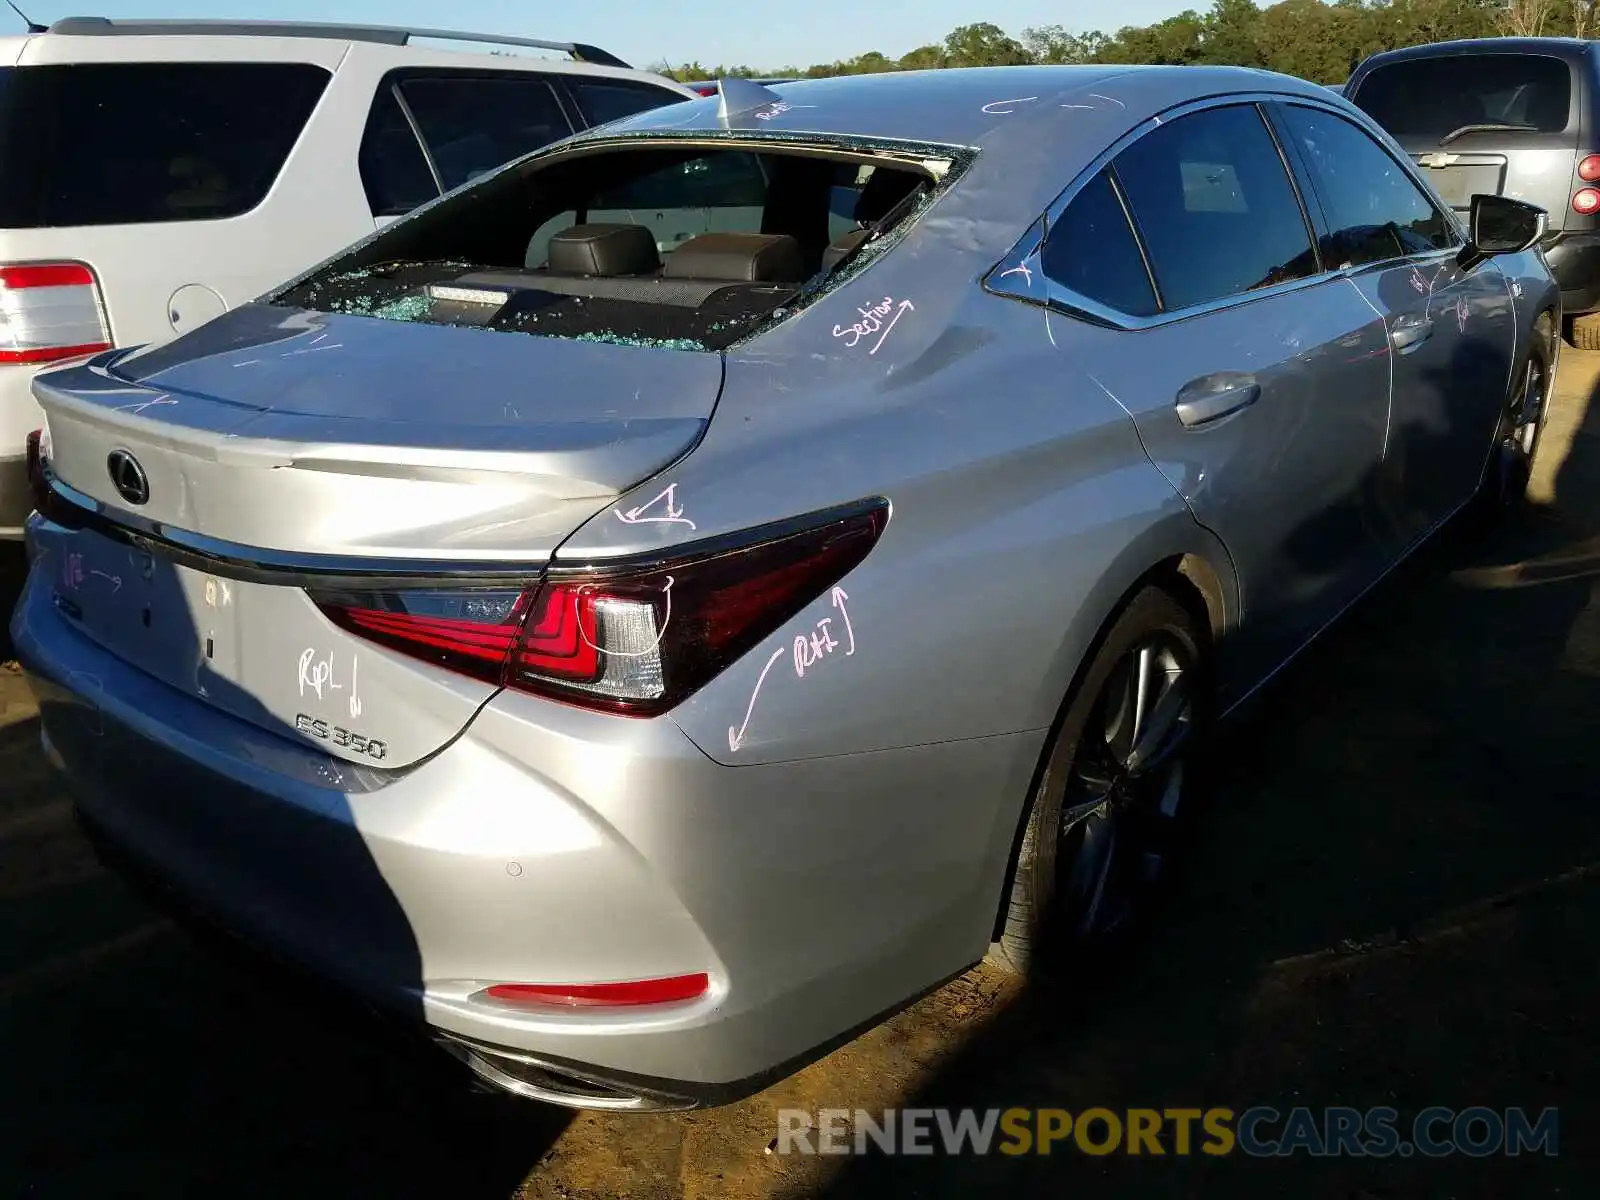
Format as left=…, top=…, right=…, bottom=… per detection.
left=0, top=17, right=695, bottom=536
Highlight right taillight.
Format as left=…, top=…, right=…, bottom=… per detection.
left=313, top=499, right=889, bottom=716
left=0, top=262, right=111, bottom=365
left=1580, top=155, right=1600, bottom=182
left=1574, top=188, right=1600, bottom=215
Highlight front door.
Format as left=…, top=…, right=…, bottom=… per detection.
left=1270, top=101, right=1519, bottom=551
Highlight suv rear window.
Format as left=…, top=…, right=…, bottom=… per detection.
left=1353, top=54, right=1573, bottom=140
left=0, top=63, right=331, bottom=228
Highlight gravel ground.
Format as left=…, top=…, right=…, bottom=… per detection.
left=4, top=349, right=1599, bottom=1198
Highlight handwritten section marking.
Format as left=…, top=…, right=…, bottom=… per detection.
left=833, top=297, right=914, bottom=355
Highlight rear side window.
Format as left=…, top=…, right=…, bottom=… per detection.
left=1353, top=54, right=1573, bottom=139
left=0, top=62, right=330, bottom=227
left=568, top=79, right=686, bottom=128
left=1113, top=104, right=1317, bottom=310
left=399, top=75, right=574, bottom=191
left=359, top=88, right=439, bottom=218
left=1041, top=172, right=1157, bottom=316
left=1276, top=104, right=1456, bottom=267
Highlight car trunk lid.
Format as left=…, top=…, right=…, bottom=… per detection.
left=33, top=304, right=724, bottom=767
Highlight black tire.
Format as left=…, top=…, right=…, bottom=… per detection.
left=1477, top=313, right=1553, bottom=512
left=1569, top=312, right=1600, bottom=351
left=989, top=586, right=1209, bottom=977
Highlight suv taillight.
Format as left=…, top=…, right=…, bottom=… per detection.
left=311, top=500, right=888, bottom=716
left=0, top=263, right=111, bottom=365
left=1580, top=155, right=1600, bottom=183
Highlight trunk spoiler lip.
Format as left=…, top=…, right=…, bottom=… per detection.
left=35, top=474, right=551, bottom=591
left=36, top=472, right=894, bottom=593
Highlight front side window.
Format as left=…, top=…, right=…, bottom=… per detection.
left=1041, top=171, right=1158, bottom=316
left=0, top=62, right=330, bottom=227
left=1276, top=104, right=1456, bottom=269
left=1113, top=104, right=1318, bottom=310
left=398, top=74, right=574, bottom=191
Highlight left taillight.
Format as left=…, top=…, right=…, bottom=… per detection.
left=312, top=499, right=889, bottom=716
left=0, top=263, right=111, bottom=366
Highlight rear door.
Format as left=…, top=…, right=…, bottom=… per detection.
left=1348, top=51, right=1580, bottom=226
left=1273, top=99, right=1517, bottom=549
left=1044, top=101, right=1393, bottom=688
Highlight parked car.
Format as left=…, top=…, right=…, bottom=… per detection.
left=1345, top=37, right=1600, bottom=345
left=13, top=65, right=1557, bottom=1111
left=0, top=18, right=694, bottom=540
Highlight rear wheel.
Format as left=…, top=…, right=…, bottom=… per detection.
left=990, top=587, right=1208, bottom=976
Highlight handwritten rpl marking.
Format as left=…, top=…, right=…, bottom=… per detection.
left=832, top=297, right=915, bottom=355
left=298, top=647, right=363, bottom=718
left=61, top=552, right=84, bottom=592
left=728, top=586, right=855, bottom=753
left=982, top=96, right=1038, bottom=114
left=615, top=482, right=696, bottom=530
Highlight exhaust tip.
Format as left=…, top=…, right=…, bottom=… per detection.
left=436, top=1034, right=699, bottom=1113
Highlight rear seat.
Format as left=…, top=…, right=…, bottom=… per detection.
left=458, top=227, right=807, bottom=308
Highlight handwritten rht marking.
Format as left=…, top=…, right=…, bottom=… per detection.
left=833, top=297, right=914, bottom=355
left=728, top=586, right=855, bottom=752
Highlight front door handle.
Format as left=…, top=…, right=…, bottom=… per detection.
left=1176, top=372, right=1261, bottom=427
left=1390, top=313, right=1434, bottom=352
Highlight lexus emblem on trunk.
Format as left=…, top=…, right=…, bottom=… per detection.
left=107, top=450, right=150, bottom=506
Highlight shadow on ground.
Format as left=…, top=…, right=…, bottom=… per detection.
left=793, top=355, right=1600, bottom=1195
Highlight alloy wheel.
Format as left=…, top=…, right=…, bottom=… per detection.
left=1053, top=635, right=1194, bottom=939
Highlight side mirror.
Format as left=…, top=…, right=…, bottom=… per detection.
left=1457, top=193, right=1547, bottom=269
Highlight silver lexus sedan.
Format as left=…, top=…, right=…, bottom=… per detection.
left=11, top=65, right=1558, bottom=1110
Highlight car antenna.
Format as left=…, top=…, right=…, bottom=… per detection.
left=3, top=1, right=45, bottom=33
left=716, top=76, right=784, bottom=123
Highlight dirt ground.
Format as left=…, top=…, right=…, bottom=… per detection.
left=5, top=348, right=1600, bottom=1198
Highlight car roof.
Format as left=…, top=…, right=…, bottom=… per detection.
left=1358, top=36, right=1596, bottom=69
left=597, top=64, right=1336, bottom=150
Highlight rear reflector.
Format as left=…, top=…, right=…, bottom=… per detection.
left=482, top=973, right=711, bottom=1008
left=0, top=261, right=111, bottom=365
left=312, top=499, right=889, bottom=716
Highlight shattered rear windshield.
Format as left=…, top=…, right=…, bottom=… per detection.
left=273, top=139, right=958, bottom=352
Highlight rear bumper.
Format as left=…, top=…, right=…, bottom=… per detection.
left=10, top=525, right=1027, bottom=1105
left=1540, top=230, right=1600, bottom=315
left=0, top=364, right=45, bottom=537
left=0, top=452, right=31, bottom=538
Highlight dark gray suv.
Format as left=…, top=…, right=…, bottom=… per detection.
left=1346, top=37, right=1600, bottom=345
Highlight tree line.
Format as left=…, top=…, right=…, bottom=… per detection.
left=655, top=0, right=1598, bottom=87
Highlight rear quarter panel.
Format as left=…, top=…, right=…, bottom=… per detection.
left=554, top=239, right=1238, bottom=770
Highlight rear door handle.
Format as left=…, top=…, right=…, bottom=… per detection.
left=1390, top=312, right=1433, bottom=352
left=1175, top=372, right=1261, bottom=427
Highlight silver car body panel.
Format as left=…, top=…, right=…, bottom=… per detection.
left=12, top=65, right=1562, bottom=1099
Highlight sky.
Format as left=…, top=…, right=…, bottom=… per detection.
left=3, top=1, right=1189, bottom=72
